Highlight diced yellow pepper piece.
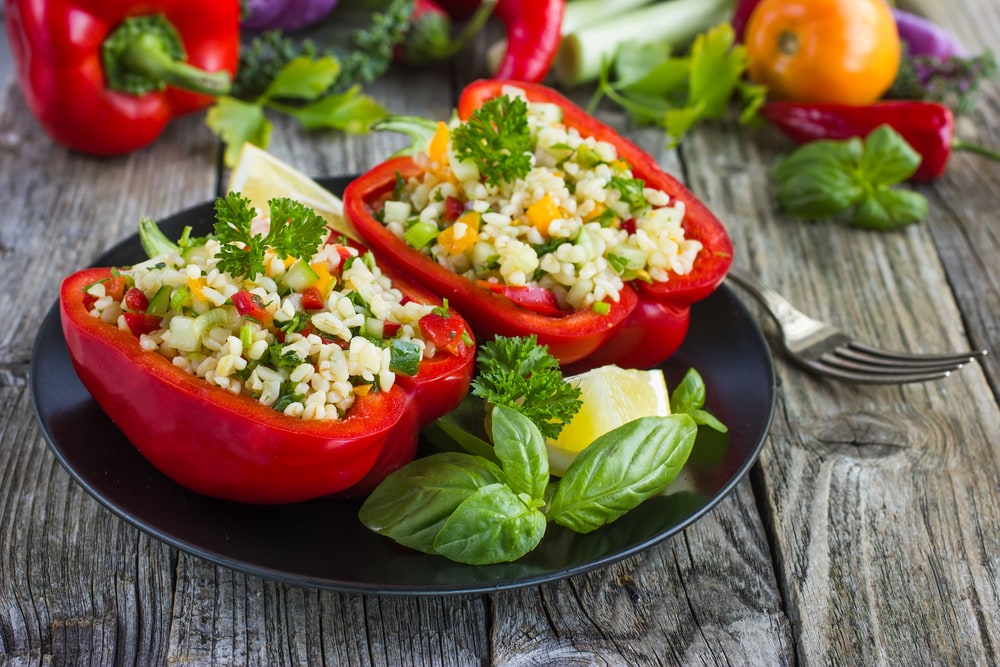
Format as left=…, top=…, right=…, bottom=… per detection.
left=428, top=122, right=450, bottom=166
left=311, top=262, right=335, bottom=296
left=583, top=201, right=608, bottom=223
left=187, top=276, right=207, bottom=303
left=437, top=211, right=480, bottom=254
left=526, top=193, right=562, bottom=235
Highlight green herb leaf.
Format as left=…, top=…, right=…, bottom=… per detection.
left=205, top=97, right=273, bottom=168
left=451, top=95, right=533, bottom=187
left=547, top=415, right=698, bottom=533
left=490, top=405, right=549, bottom=501
left=859, top=125, right=922, bottom=185
left=389, top=339, right=421, bottom=376
left=283, top=85, right=388, bottom=132
left=851, top=188, right=929, bottom=231
left=213, top=192, right=264, bottom=279
left=358, top=452, right=505, bottom=554
left=262, top=55, right=341, bottom=101
left=433, top=483, right=547, bottom=564
left=470, top=335, right=582, bottom=440
left=670, top=368, right=727, bottom=433
left=771, top=127, right=928, bottom=229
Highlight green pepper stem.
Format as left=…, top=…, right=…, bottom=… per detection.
left=123, top=33, right=231, bottom=96
left=952, top=139, right=1000, bottom=164
left=435, top=0, right=498, bottom=60
left=103, top=14, right=231, bottom=97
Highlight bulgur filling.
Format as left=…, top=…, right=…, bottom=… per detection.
left=376, top=86, right=703, bottom=312
left=86, top=199, right=442, bottom=422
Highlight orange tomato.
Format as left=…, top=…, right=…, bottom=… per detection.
left=744, top=0, right=901, bottom=106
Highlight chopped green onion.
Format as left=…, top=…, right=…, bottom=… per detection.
left=592, top=301, right=611, bottom=315
left=404, top=220, right=439, bottom=249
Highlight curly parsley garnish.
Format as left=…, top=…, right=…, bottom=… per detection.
left=470, top=335, right=581, bottom=439
left=212, top=192, right=328, bottom=279
left=451, top=95, right=533, bottom=187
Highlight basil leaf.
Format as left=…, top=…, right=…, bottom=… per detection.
left=358, top=452, right=504, bottom=554
left=433, top=484, right=547, bottom=565
left=669, top=368, right=706, bottom=413
left=775, top=167, right=865, bottom=219
left=771, top=138, right=863, bottom=182
left=860, top=125, right=922, bottom=186
left=548, top=415, right=698, bottom=534
left=685, top=408, right=728, bottom=433
left=490, top=405, right=549, bottom=501
left=851, top=188, right=928, bottom=230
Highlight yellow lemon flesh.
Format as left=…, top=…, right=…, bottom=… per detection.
left=546, top=365, right=671, bottom=476
left=227, top=142, right=360, bottom=241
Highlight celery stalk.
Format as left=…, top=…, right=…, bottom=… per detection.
left=554, top=0, right=737, bottom=87
left=561, top=0, right=657, bottom=36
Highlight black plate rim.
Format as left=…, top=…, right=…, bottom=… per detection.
left=29, top=178, right=775, bottom=596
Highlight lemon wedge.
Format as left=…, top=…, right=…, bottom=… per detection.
left=226, top=142, right=360, bottom=242
left=546, top=365, right=671, bottom=476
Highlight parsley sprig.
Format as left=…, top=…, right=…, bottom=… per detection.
left=451, top=95, right=533, bottom=187
left=213, top=192, right=328, bottom=279
left=470, top=335, right=581, bottom=440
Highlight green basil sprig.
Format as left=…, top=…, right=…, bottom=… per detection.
left=359, top=405, right=698, bottom=565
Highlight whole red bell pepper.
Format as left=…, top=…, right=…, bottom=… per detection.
left=344, top=80, right=734, bottom=372
left=430, top=0, right=565, bottom=82
left=760, top=100, right=1000, bottom=181
left=60, top=264, right=475, bottom=504
left=5, top=0, right=240, bottom=156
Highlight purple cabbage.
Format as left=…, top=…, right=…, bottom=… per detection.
left=242, top=0, right=340, bottom=33
left=893, top=8, right=966, bottom=60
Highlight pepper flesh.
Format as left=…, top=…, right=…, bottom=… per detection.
left=344, top=80, right=733, bottom=371
left=5, top=0, right=240, bottom=155
left=60, top=265, right=475, bottom=504
left=759, top=100, right=1000, bottom=181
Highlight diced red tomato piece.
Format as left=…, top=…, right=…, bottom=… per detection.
left=231, top=290, right=273, bottom=327
left=382, top=321, right=402, bottom=338
left=301, top=287, right=325, bottom=310
left=620, top=218, right=637, bottom=235
left=419, top=311, right=467, bottom=356
left=477, top=281, right=565, bottom=316
left=124, top=287, right=149, bottom=312
left=443, top=196, right=466, bottom=223
left=104, top=275, right=128, bottom=302
left=123, top=312, right=162, bottom=337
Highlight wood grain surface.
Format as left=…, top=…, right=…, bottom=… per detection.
left=1, top=1, right=998, bottom=664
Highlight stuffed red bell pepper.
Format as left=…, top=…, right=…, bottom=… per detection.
left=60, top=194, right=475, bottom=504
left=5, top=0, right=240, bottom=155
left=344, top=80, right=733, bottom=371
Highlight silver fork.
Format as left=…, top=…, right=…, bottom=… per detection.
left=726, top=268, right=988, bottom=384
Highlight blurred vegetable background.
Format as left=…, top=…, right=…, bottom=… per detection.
left=3, top=0, right=997, bottom=229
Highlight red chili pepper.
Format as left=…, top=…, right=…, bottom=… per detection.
left=430, top=0, right=564, bottom=82
left=4, top=0, right=240, bottom=156
left=344, top=80, right=733, bottom=371
left=60, top=266, right=475, bottom=504
left=760, top=100, right=1000, bottom=181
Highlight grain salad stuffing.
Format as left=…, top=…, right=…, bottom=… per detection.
left=84, top=193, right=454, bottom=422
left=377, top=85, right=704, bottom=312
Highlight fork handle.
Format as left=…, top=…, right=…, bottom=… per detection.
left=725, top=268, right=809, bottom=331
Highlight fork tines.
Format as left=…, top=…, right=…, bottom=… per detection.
left=810, top=342, right=988, bottom=384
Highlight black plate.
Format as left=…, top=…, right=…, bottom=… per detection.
left=30, top=177, right=775, bottom=595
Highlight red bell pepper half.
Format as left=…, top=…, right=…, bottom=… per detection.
left=344, top=80, right=734, bottom=371
left=5, top=0, right=240, bottom=156
left=60, top=265, right=475, bottom=504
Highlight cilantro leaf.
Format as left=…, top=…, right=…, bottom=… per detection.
left=263, top=55, right=341, bottom=101
left=451, top=95, right=533, bottom=187
left=206, top=97, right=274, bottom=169
left=470, top=335, right=581, bottom=440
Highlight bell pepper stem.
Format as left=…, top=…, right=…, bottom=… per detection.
left=952, top=139, right=1000, bottom=164
left=372, top=115, right=441, bottom=156
left=123, top=33, right=231, bottom=96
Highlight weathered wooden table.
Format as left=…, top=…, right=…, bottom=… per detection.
left=2, top=1, right=998, bottom=664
